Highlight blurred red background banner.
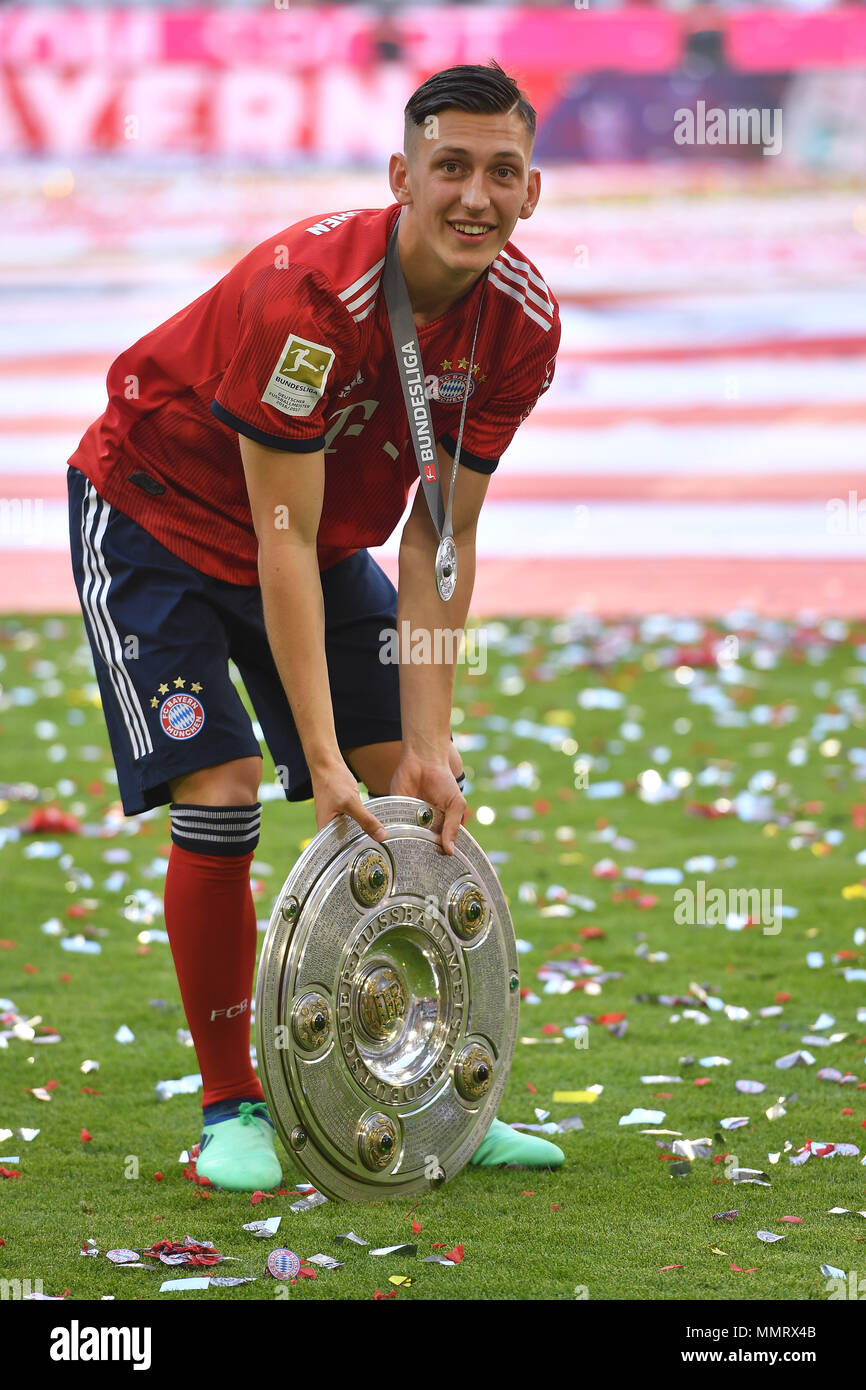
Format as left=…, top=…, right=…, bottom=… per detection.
left=1, top=6, right=865, bottom=69
left=0, top=8, right=680, bottom=69
left=0, top=7, right=863, bottom=157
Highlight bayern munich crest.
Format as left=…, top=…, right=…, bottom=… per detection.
left=158, top=691, right=205, bottom=740
left=266, top=1248, right=301, bottom=1280
left=436, top=370, right=476, bottom=403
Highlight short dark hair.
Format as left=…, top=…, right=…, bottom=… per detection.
left=404, top=61, right=536, bottom=153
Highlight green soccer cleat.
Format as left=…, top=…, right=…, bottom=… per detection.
left=195, top=1100, right=283, bottom=1192
left=470, top=1117, right=565, bottom=1169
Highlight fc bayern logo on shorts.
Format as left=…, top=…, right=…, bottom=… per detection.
left=436, top=371, right=476, bottom=403
left=159, top=692, right=205, bottom=740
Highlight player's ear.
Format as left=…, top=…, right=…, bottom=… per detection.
left=389, top=151, right=413, bottom=205
left=519, top=167, right=541, bottom=220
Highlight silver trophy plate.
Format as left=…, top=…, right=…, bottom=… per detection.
left=255, top=796, right=520, bottom=1200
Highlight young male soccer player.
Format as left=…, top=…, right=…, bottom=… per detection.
left=66, top=61, right=564, bottom=1190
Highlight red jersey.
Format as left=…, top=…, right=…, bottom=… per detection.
left=69, top=203, right=560, bottom=585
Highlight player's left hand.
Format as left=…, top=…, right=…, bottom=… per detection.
left=389, top=750, right=466, bottom=856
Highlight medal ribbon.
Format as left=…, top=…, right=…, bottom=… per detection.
left=382, top=214, right=488, bottom=599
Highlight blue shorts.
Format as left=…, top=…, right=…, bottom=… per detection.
left=67, top=465, right=404, bottom=816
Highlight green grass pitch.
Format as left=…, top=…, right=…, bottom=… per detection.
left=1, top=612, right=865, bottom=1303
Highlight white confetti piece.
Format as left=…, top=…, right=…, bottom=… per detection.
left=810, top=1012, right=835, bottom=1030
left=775, top=1050, right=815, bottom=1069
left=243, top=1217, right=282, bottom=1237
left=61, top=936, right=101, bottom=955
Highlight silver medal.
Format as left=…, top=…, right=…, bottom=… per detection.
left=435, top=535, right=458, bottom=602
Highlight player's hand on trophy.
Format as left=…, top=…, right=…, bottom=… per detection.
left=311, top=758, right=388, bottom=843
left=389, top=750, right=466, bottom=856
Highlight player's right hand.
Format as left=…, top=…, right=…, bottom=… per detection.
left=310, top=758, right=387, bottom=843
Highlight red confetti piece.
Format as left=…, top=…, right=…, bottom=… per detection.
left=66, top=904, right=87, bottom=919
left=0, top=1238, right=5, bottom=1246
left=522, top=1191, right=535, bottom=1197
left=597, top=1012, right=626, bottom=1024
left=444, top=1244, right=465, bottom=1264
left=250, top=1190, right=277, bottom=1206
left=153, top=1172, right=164, bottom=1182
left=660, top=1265, right=685, bottom=1271
left=713, top=1153, right=729, bottom=1166
left=653, top=1093, right=673, bottom=1099
left=579, top=927, right=605, bottom=939
left=431, top=1244, right=447, bottom=1250
left=44, top=1081, right=58, bottom=1090
left=776, top=1216, right=802, bottom=1224
left=540, top=1024, right=561, bottom=1036
left=59, top=973, right=71, bottom=983
left=533, top=799, right=550, bottom=814
left=80, top=1087, right=100, bottom=1095
left=80, top=1129, right=92, bottom=1143
left=86, top=782, right=104, bottom=796
left=0, top=1167, right=21, bottom=1179
left=23, top=964, right=38, bottom=974
left=552, top=1204, right=562, bottom=1210
left=18, top=806, right=83, bottom=834
left=297, top=1266, right=317, bottom=1279
left=775, top=992, right=791, bottom=1003
left=181, top=1164, right=213, bottom=1188
left=637, top=895, right=658, bottom=909
left=694, top=1078, right=711, bottom=1087
left=842, top=1109, right=854, bottom=1116
left=730, top=1265, right=758, bottom=1274
left=373, top=1288, right=396, bottom=1300
left=0, top=940, right=16, bottom=950
left=527, top=1082, right=538, bottom=1095
left=411, top=1221, right=422, bottom=1235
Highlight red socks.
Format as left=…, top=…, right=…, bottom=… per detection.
left=163, top=841, right=265, bottom=1108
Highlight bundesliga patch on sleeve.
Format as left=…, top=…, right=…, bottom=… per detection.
left=262, top=333, right=336, bottom=417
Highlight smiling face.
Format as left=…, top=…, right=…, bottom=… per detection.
left=389, top=108, right=540, bottom=299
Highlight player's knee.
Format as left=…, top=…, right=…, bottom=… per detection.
left=168, top=756, right=263, bottom=858
left=168, top=756, right=262, bottom=808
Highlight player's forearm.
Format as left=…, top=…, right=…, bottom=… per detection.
left=257, top=543, right=342, bottom=775
left=397, top=520, right=476, bottom=763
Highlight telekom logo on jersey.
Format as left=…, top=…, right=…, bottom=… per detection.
left=323, top=383, right=443, bottom=462
left=323, top=398, right=404, bottom=461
